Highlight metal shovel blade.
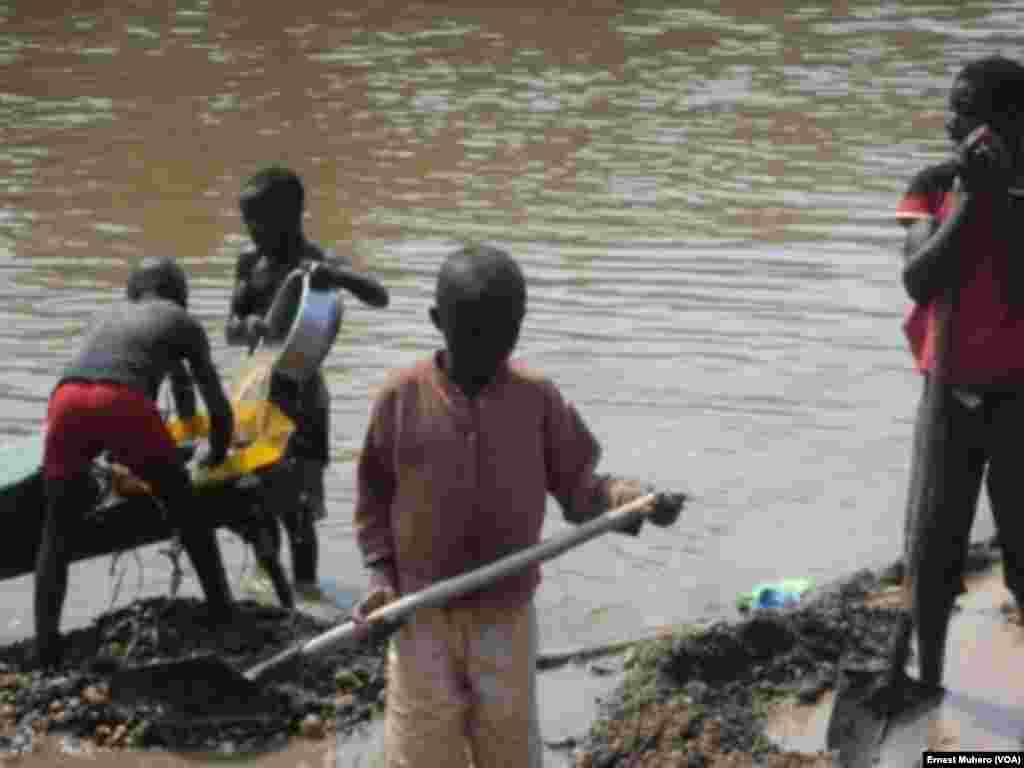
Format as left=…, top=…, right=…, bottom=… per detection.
left=105, top=653, right=276, bottom=717
left=827, top=667, right=890, bottom=768
left=827, top=668, right=944, bottom=767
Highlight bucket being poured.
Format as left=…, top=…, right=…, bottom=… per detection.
left=261, top=267, right=344, bottom=384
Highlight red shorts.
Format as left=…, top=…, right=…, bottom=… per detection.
left=43, top=381, right=178, bottom=481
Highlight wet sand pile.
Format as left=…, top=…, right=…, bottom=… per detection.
left=571, top=539, right=1001, bottom=768
left=0, top=597, right=387, bottom=758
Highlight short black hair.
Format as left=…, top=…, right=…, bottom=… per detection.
left=240, top=165, right=305, bottom=214
left=955, top=55, right=1024, bottom=131
left=437, top=243, right=527, bottom=312
left=126, top=257, right=189, bottom=309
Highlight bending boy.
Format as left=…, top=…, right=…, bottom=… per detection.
left=37, top=257, right=235, bottom=668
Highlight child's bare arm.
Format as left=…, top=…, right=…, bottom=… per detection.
left=901, top=197, right=972, bottom=304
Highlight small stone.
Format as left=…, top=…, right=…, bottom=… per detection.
left=110, top=724, right=128, bottom=746
left=299, top=713, right=325, bottom=739
left=0, top=674, right=19, bottom=690
left=0, top=704, right=15, bottom=720
left=684, top=680, right=708, bottom=701
left=47, top=701, right=63, bottom=714
left=797, top=678, right=826, bottom=704
left=334, top=669, right=361, bottom=692
left=82, top=684, right=110, bottom=706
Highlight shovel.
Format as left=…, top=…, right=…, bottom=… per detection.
left=826, top=229, right=961, bottom=764
left=105, top=493, right=661, bottom=715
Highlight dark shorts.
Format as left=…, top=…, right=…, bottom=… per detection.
left=270, top=371, right=329, bottom=464
left=905, top=378, right=1024, bottom=603
left=43, top=380, right=179, bottom=481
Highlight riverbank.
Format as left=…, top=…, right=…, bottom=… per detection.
left=565, top=537, right=1010, bottom=767
left=0, top=597, right=388, bottom=760
left=0, top=538, right=1014, bottom=766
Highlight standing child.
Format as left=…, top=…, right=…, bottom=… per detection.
left=897, top=55, right=1024, bottom=685
left=226, top=166, right=389, bottom=594
left=352, top=244, right=685, bottom=767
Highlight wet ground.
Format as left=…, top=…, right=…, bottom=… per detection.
left=0, top=539, right=1017, bottom=767
left=566, top=539, right=1010, bottom=767
left=0, top=597, right=388, bottom=761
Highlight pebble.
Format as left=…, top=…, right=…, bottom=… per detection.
left=299, top=714, right=325, bottom=739
left=333, top=669, right=362, bottom=692
left=82, top=684, right=110, bottom=706
left=110, top=724, right=128, bottom=746
left=684, top=680, right=708, bottom=701
left=0, top=675, right=18, bottom=691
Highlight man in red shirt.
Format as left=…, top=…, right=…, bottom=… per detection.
left=351, top=244, right=685, bottom=767
left=897, top=55, right=1024, bottom=685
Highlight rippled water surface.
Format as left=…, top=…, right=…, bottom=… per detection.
left=1, top=1, right=1021, bottom=681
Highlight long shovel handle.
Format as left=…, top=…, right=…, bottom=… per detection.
left=245, top=493, right=658, bottom=682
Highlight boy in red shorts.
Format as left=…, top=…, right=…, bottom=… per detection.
left=37, top=257, right=236, bottom=668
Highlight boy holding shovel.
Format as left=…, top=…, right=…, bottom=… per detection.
left=351, top=244, right=685, bottom=767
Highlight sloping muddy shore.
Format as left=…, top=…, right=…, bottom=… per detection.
left=0, top=598, right=388, bottom=759
left=0, top=538, right=1007, bottom=766
left=566, top=539, right=1004, bottom=767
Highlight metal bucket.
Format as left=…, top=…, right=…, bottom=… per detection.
left=262, top=269, right=343, bottom=383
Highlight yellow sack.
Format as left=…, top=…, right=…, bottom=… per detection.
left=167, top=399, right=295, bottom=487
left=109, top=351, right=295, bottom=494
left=111, top=399, right=295, bottom=496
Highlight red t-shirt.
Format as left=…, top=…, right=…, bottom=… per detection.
left=898, top=162, right=1024, bottom=387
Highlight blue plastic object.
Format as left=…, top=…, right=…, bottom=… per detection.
left=737, top=577, right=814, bottom=612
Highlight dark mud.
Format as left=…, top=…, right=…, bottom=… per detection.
left=0, top=597, right=387, bottom=758
left=571, top=539, right=1002, bottom=767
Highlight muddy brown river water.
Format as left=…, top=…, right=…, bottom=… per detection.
left=2, top=1, right=1023, bottom=764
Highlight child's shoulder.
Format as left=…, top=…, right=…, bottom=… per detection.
left=898, top=160, right=959, bottom=221
left=904, top=160, right=958, bottom=197
left=235, top=248, right=261, bottom=274
left=374, top=356, right=437, bottom=397
left=505, top=358, right=562, bottom=396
